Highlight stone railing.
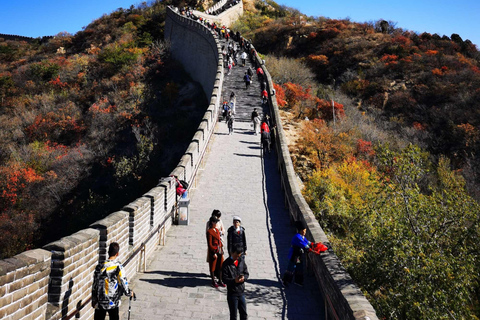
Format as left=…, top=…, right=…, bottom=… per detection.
left=253, top=52, right=379, bottom=319
left=0, top=6, right=224, bottom=320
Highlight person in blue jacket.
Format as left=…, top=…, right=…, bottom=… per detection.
left=282, top=220, right=314, bottom=287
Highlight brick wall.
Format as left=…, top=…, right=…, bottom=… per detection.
left=0, top=249, right=50, bottom=320
left=43, top=229, right=100, bottom=320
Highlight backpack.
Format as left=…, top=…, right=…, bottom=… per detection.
left=93, top=261, right=127, bottom=310
left=179, top=180, right=189, bottom=189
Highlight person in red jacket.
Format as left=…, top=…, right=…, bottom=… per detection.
left=261, top=89, right=268, bottom=106
left=207, top=216, right=225, bottom=288
left=260, top=119, right=271, bottom=154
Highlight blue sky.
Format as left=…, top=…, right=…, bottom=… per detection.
left=277, top=0, right=480, bottom=47
left=0, top=0, right=479, bottom=48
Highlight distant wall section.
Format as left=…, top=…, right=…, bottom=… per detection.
left=165, top=8, right=221, bottom=101
left=193, top=0, right=244, bottom=27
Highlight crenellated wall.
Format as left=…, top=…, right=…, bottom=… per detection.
left=0, top=249, right=51, bottom=320
left=0, top=5, right=224, bottom=320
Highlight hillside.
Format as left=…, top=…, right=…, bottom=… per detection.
left=0, top=0, right=208, bottom=258
left=230, top=1, right=480, bottom=319
left=235, top=6, right=480, bottom=197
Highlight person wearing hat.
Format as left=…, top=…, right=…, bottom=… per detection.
left=282, top=220, right=322, bottom=287
left=227, top=216, right=247, bottom=257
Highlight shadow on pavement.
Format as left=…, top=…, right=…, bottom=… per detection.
left=261, top=133, right=326, bottom=320
left=140, top=270, right=211, bottom=288
left=233, top=153, right=261, bottom=158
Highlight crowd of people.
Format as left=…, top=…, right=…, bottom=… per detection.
left=203, top=209, right=327, bottom=319
left=206, top=0, right=242, bottom=16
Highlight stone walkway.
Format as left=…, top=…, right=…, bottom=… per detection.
left=119, top=40, right=325, bottom=320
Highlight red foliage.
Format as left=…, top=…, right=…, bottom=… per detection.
left=357, top=139, right=375, bottom=157
left=26, top=112, right=85, bottom=142
left=48, top=76, right=68, bottom=88
left=0, top=165, right=43, bottom=208
left=273, top=83, right=287, bottom=107
left=413, top=122, right=426, bottom=131
left=283, top=82, right=312, bottom=106
left=381, top=54, right=399, bottom=67
left=316, top=99, right=345, bottom=121
left=88, top=97, right=117, bottom=114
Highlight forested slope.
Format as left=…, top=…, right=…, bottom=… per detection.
left=0, top=0, right=208, bottom=258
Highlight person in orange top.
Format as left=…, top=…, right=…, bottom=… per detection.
left=207, top=216, right=225, bottom=288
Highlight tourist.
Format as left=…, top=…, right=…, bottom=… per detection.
left=207, top=216, right=225, bottom=288
left=243, top=72, right=251, bottom=90
left=227, top=216, right=247, bottom=256
left=92, top=242, right=134, bottom=320
left=227, top=113, right=234, bottom=135
left=240, top=51, right=247, bottom=67
left=229, top=91, right=236, bottom=115
left=222, top=244, right=249, bottom=320
left=282, top=221, right=327, bottom=287
left=260, top=120, right=271, bottom=154
left=251, top=108, right=260, bottom=135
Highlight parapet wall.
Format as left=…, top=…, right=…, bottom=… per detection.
left=0, top=5, right=224, bottom=320
left=0, top=249, right=50, bottom=320
left=254, top=52, right=379, bottom=320
left=165, top=8, right=222, bottom=101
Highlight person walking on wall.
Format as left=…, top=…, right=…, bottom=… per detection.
left=92, top=242, right=134, bottom=320
left=251, top=108, right=260, bottom=135
left=229, top=91, right=236, bottom=115
left=243, top=72, right=251, bottom=90
left=240, top=51, right=248, bottom=67
left=228, top=113, right=234, bottom=135
left=260, top=119, right=271, bottom=154
left=222, top=244, right=249, bottom=320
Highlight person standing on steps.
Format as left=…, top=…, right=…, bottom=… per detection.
left=243, top=72, right=251, bottom=90
left=247, top=66, right=254, bottom=80
left=222, top=244, right=249, bottom=320
left=251, top=108, right=260, bottom=135
left=92, top=242, right=134, bottom=320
